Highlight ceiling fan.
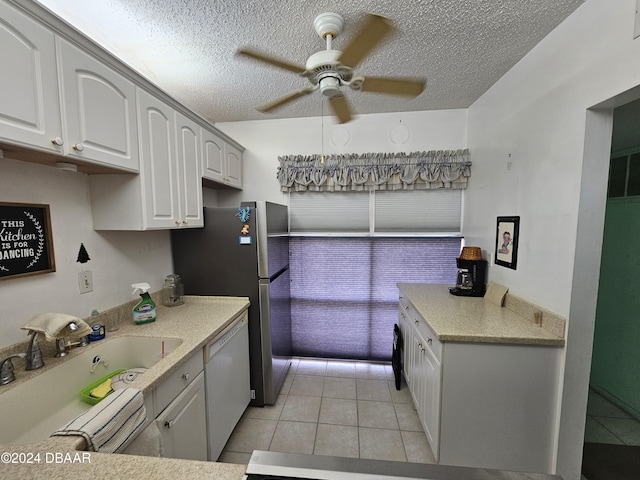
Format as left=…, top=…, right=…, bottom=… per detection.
left=236, top=12, right=426, bottom=124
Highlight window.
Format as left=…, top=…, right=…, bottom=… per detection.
left=290, top=190, right=462, bottom=234
left=608, top=151, right=640, bottom=198
left=288, top=185, right=463, bottom=360
left=289, top=236, right=461, bottom=360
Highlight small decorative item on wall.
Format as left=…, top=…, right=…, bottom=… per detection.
left=0, top=202, right=56, bottom=280
left=495, top=216, right=520, bottom=270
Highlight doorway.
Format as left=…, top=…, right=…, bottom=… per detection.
left=580, top=99, right=640, bottom=479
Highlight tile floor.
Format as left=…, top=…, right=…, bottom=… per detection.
left=584, top=388, right=640, bottom=446
left=218, top=357, right=436, bottom=465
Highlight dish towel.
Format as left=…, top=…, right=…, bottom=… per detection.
left=21, top=312, right=92, bottom=342
left=52, top=388, right=146, bottom=453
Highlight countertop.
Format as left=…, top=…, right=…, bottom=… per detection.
left=0, top=295, right=250, bottom=480
left=398, top=283, right=565, bottom=347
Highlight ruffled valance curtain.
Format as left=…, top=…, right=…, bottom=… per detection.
left=277, top=149, right=471, bottom=192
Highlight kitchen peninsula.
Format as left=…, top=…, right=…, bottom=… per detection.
left=398, top=283, right=565, bottom=474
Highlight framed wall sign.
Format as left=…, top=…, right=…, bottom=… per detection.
left=495, top=216, right=519, bottom=270
left=0, top=202, right=56, bottom=280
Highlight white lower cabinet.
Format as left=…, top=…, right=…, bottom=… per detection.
left=399, top=294, right=560, bottom=474
left=399, top=297, right=441, bottom=459
left=156, top=371, right=207, bottom=461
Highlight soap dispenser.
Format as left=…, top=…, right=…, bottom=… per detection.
left=87, top=309, right=106, bottom=342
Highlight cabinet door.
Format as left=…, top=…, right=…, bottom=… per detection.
left=0, top=1, right=62, bottom=152
left=201, top=128, right=224, bottom=182
left=56, top=37, right=139, bottom=171
left=137, top=89, right=179, bottom=229
left=224, top=142, right=243, bottom=188
left=175, top=112, right=203, bottom=228
left=420, top=332, right=441, bottom=460
left=156, top=371, right=208, bottom=461
left=399, top=305, right=415, bottom=392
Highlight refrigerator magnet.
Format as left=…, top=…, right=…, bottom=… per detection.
left=239, top=235, right=252, bottom=245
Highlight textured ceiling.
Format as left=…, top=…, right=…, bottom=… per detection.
left=35, top=0, right=584, bottom=124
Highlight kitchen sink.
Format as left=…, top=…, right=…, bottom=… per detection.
left=0, top=335, right=182, bottom=445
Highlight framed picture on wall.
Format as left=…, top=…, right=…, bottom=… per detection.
left=495, top=216, right=519, bottom=270
left=0, top=202, right=56, bottom=280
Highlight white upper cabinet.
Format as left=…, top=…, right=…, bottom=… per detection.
left=137, top=90, right=203, bottom=229
left=0, top=1, right=61, bottom=152
left=0, top=1, right=138, bottom=171
left=56, top=37, right=139, bottom=171
left=89, top=90, right=203, bottom=230
left=137, top=88, right=180, bottom=228
left=202, top=128, right=243, bottom=189
left=175, top=113, right=204, bottom=227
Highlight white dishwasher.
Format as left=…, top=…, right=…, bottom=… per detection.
left=204, top=312, right=250, bottom=461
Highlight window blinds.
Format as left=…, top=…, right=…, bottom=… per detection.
left=289, top=236, right=461, bottom=360
left=290, top=190, right=462, bottom=233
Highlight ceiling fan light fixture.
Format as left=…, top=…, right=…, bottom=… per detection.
left=319, top=76, right=341, bottom=98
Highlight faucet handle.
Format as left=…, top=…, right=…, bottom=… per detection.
left=0, top=353, right=27, bottom=386
left=25, top=331, right=44, bottom=371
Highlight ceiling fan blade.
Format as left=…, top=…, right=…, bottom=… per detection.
left=337, top=14, right=395, bottom=69
left=329, top=94, right=352, bottom=124
left=237, top=48, right=306, bottom=74
left=257, top=87, right=315, bottom=113
left=360, top=76, right=426, bottom=97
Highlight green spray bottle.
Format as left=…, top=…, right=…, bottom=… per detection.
left=132, top=283, right=156, bottom=325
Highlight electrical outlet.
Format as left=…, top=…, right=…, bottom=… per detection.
left=78, top=270, right=93, bottom=294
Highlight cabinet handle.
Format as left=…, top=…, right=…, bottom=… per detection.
left=51, top=137, right=64, bottom=146
left=182, top=372, right=190, bottom=381
left=414, top=320, right=419, bottom=325
left=182, top=219, right=188, bottom=225
left=427, top=338, right=433, bottom=345
left=72, top=143, right=84, bottom=151
left=164, top=420, right=174, bottom=429
left=174, top=219, right=181, bottom=226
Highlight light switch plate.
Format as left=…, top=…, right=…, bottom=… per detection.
left=78, top=270, right=93, bottom=294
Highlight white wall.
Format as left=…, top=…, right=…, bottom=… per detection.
left=215, top=109, right=467, bottom=205
left=465, top=1, right=640, bottom=478
left=0, top=156, right=173, bottom=348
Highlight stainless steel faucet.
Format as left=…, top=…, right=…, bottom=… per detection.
left=0, top=353, right=26, bottom=386
left=54, top=322, right=88, bottom=357
left=25, top=330, right=44, bottom=371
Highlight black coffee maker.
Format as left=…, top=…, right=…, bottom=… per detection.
left=449, top=247, right=487, bottom=297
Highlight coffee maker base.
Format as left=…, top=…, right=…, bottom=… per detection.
left=449, top=286, right=485, bottom=297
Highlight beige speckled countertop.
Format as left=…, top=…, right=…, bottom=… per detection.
left=398, top=284, right=565, bottom=347
left=0, top=295, right=250, bottom=480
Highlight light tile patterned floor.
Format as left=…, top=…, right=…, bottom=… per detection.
left=218, top=358, right=436, bottom=465
left=584, top=388, right=640, bottom=446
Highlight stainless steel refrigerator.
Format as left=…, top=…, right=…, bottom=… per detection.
left=170, top=201, right=291, bottom=406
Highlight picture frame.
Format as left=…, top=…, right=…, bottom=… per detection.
left=495, top=216, right=519, bottom=270
left=0, top=202, right=56, bottom=280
